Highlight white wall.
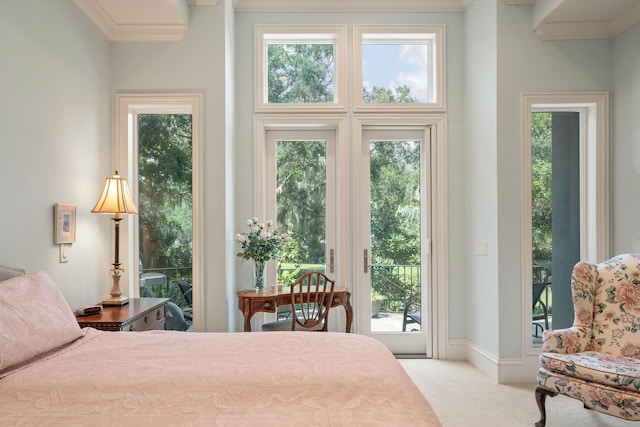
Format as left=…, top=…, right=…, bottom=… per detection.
left=461, top=0, right=633, bottom=382
left=110, top=5, right=230, bottom=332
left=0, top=0, right=112, bottom=309
left=463, top=0, right=500, bottom=359
left=611, top=23, right=640, bottom=255
left=495, top=0, right=612, bottom=363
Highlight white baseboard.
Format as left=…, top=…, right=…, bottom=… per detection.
left=446, top=339, right=541, bottom=384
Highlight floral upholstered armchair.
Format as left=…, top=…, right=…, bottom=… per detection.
left=535, top=254, right=640, bottom=427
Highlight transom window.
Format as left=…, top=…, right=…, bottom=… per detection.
left=354, top=25, right=445, bottom=112
left=254, top=25, right=346, bottom=112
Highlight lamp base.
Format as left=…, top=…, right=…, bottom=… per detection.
left=102, top=295, right=129, bottom=306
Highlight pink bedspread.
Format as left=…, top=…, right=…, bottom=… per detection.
left=0, top=329, right=440, bottom=426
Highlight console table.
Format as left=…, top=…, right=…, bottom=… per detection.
left=236, top=287, right=352, bottom=333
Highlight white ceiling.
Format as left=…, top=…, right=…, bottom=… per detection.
left=72, top=0, right=640, bottom=42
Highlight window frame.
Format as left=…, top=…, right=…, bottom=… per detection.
left=353, top=25, right=446, bottom=112
left=254, top=25, right=347, bottom=113
left=520, top=91, right=610, bottom=357
left=115, top=93, right=204, bottom=332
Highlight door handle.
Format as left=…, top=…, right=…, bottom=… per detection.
left=364, top=249, right=369, bottom=274
left=329, top=249, right=335, bottom=274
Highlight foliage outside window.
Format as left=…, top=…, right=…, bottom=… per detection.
left=275, top=140, right=327, bottom=284
left=531, top=113, right=552, bottom=267
left=255, top=26, right=346, bottom=112
left=138, top=114, right=193, bottom=309
left=267, top=44, right=334, bottom=103
left=531, top=112, right=553, bottom=324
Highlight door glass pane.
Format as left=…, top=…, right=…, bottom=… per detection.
left=369, top=139, right=422, bottom=332
left=531, top=112, right=580, bottom=347
left=275, top=140, right=327, bottom=284
left=137, top=114, right=193, bottom=331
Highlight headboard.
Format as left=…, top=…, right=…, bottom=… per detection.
left=0, top=265, right=26, bottom=282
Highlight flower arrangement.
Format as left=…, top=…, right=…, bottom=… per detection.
left=236, top=218, right=290, bottom=290
left=235, top=218, right=290, bottom=262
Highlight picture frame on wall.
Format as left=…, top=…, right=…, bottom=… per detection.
left=54, top=203, right=76, bottom=244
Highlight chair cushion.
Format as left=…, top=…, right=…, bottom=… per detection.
left=261, top=320, right=292, bottom=331
left=407, top=313, right=421, bottom=324
left=261, top=319, right=325, bottom=332
left=538, top=366, right=640, bottom=421
left=541, top=351, right=640, bottom=393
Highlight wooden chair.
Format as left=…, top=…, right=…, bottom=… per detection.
left=262, top=271, right=335, bottom=332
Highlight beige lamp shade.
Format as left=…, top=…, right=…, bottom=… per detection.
left=91, top=171, right=138, bottom=215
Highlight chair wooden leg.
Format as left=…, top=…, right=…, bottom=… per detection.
left=535, top=386, right=557, bottom=427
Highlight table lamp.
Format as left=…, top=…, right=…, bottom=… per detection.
left=91, top=171, right=138, bottom=306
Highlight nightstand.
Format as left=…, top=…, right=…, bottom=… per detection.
left=76, top=298, right=168, bottom=332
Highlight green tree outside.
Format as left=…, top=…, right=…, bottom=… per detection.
left=137, top=114, right=193, bottom=276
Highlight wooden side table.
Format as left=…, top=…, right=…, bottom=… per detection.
left=76, top=298, right=168, bottom=332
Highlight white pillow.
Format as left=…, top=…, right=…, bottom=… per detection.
left=0, top=272, right=83, bottom=374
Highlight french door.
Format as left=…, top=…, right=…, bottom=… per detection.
left=256, top=117, right=437, bottom=353
left=355, top=126, right=432, bottom=355
left=263, top=129, right=345, bottom=329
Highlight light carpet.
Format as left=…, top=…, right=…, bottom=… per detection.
left=399, top=359, right=638, bottom=427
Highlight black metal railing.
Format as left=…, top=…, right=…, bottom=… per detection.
left=277, top=264, right=420, bottom=313
left=371, top=264, right=420, bottom=313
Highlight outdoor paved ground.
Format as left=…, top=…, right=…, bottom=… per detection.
left=370, top=312, right=420, bottom=332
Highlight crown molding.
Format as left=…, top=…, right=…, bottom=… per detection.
left=73, top=0, right=190, bottom=42
left=533, top=0, right=640, bottom=41
left=534, top=22, right=608, bottom=41
left=232, top=0, right=471, bottom=13
left=187, top=0, right=220, bottom=4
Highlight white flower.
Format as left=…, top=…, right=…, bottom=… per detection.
left=236, top=217, right=290, bottom=262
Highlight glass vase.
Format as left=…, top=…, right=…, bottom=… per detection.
left=254, top=259, right=266, bottom=291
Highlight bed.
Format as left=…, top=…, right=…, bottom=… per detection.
left=0, top=268, right=441, bottom=426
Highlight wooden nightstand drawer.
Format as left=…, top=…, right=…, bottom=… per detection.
left=125, top=306, right=166, bottom=331
left=76, top=298, right=168, bottom=332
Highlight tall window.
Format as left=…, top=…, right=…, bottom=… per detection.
left=137, top=114, right=193, bottom=323
left=522, top=92, right=609, bottom=355
left=116, top=94, right=203, bottom=332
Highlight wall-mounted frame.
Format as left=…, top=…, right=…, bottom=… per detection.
left=54, top=203, right=77, bottom=244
